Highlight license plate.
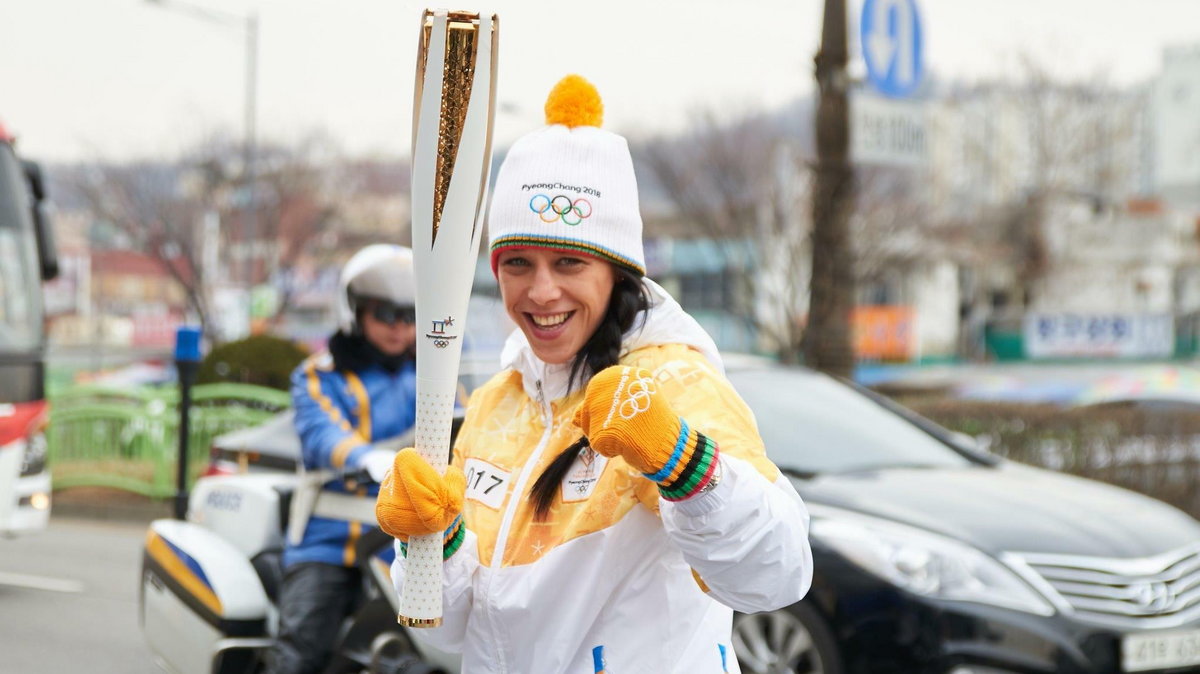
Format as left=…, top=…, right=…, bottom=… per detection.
left=1123, top=629, right=1200, bottom=672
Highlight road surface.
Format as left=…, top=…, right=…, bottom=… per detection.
left=0, top=517, right=161, bottom=673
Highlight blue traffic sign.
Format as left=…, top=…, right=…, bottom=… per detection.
left=861, top=0, right=924, bottom=99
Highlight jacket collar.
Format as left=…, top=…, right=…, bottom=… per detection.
left=328, top=330, right=415, bottom=374
left=499, top=278, right=723, bottom=403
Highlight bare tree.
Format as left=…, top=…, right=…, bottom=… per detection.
left=852, top=165, right=938, bottom=288
left=945, top=57, right=1142, bottom=309
left=635, top=106, right=937, bottom=365
left=635, top=110, right=811, bottom=363
left=254, top=132, right=350, bottom=322
left=70, top=152, right=219, bottom=337
left=63, top=131, right=355, bottom=342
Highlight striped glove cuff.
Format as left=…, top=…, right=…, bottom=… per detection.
left=645, top=418, right=721, bottom=501
left=398, top=514, right=466, bottom=561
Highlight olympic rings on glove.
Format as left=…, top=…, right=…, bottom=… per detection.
left=529, top=193, right=593, bottom=226
left=618, top=374, right=657, bottom=420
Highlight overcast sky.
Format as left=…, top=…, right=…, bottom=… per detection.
left=5, top=0, right=1200, bottom=162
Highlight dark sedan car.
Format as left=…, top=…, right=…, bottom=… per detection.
left=725, top=364, right=1200, bottom=674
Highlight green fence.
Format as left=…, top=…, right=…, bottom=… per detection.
left=47, top=383, right=291, bottom=497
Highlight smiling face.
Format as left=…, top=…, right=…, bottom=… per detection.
left=496, top=248, right=616, bottom=365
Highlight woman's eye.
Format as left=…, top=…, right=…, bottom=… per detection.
left=501, top=256, right=530, bottom=267
left=557, top=257, right=585, bottom=267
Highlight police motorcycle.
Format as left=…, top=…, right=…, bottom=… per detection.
left=138, top=419, right=463, bottom=674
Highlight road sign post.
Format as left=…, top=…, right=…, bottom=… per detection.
left=861, top=0, right=924, bottom=99
left=851, top=91, right=927, bottom=166
left=855, top=0, right=927, bottom=167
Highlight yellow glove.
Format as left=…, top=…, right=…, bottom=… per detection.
left=375, top=449, right=466, bottom=558
left=574, top=365, right=720, bottom=501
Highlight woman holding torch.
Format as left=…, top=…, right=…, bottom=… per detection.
left=376, top=75, right=812, bottom=673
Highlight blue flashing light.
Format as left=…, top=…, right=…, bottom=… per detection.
left=174, top=326, right=203, bottom=363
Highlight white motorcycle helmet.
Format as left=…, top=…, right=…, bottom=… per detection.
left=336, top=244, right=416, bottom=334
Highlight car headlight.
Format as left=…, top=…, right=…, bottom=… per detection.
left=811, top=510, right=1055, bottom=616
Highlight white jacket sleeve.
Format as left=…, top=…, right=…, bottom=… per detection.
left=659, top=454, right=813, bottom=613
left=389, top=530, right=479, bottom=652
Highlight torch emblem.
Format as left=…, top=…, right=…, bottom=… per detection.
left=427, top=316, right=457, bottom=348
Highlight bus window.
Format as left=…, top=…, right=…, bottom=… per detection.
left=0, top=228, right=41, bottom=351
left=0, top=144, right=42, bottom=354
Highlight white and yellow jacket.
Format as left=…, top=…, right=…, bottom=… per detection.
left=391, top=280, right=813, bottom=673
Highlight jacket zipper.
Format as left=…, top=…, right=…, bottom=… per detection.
left=482, top=376, right=555, bottom=672
left=490, top=377, right=553, bottom=569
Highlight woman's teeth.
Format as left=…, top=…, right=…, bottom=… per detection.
left=531, top=312, right=570, bottom=328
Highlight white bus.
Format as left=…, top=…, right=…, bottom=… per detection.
left=0, top=121, right=56, bottom=536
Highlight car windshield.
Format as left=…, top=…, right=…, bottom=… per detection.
left=0, top=146, right=41, bottom=352
left=727, top=367, right=975, bottom=475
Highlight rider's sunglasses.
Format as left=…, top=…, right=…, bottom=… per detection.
left=365, top=300, right=416, bottom=326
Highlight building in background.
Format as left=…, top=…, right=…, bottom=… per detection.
left=1152, top=45, right=1200, bottom=205
left=47, top=249, right=188, bottom=350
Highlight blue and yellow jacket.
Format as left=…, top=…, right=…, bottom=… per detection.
left=285, top=349, right=416, bottom=568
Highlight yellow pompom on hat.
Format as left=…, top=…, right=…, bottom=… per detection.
left=488, top=75, right=645, bottom=276
left=544, top=74, right=604, bottom=128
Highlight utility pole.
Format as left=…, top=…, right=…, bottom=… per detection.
left=805, top=0, right=857, bottom=379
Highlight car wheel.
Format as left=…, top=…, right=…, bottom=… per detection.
left=732, top=602, right=842, bottom=674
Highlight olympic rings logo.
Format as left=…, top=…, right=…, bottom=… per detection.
left=529, top=194, right=593, bottom=226
left=618, top=375, right=657, bottom=420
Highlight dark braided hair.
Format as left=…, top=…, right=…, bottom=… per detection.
left=529, top=267, right=651, bottom=519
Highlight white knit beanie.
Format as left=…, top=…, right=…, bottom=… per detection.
left=488, top=75, right=645, bottom=276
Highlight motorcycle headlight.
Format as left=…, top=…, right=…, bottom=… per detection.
left=811, top=510, right=1055, bottom=616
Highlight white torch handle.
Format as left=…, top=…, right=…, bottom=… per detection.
left=400, top=377, right=458, bottom=625
left=399, top=7, right=496, bottom=628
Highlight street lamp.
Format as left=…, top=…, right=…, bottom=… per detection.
left=145, top=0, right=259, bottom=293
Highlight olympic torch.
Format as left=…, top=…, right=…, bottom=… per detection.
left=400, top=9, right=498, bottom=628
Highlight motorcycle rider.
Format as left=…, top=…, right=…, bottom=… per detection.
left=267, top=244, right=419, bottom=674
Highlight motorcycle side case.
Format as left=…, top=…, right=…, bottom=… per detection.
left=188, top=473, right=296, bottom=560
left=141, top=518, right=272, bottom=674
